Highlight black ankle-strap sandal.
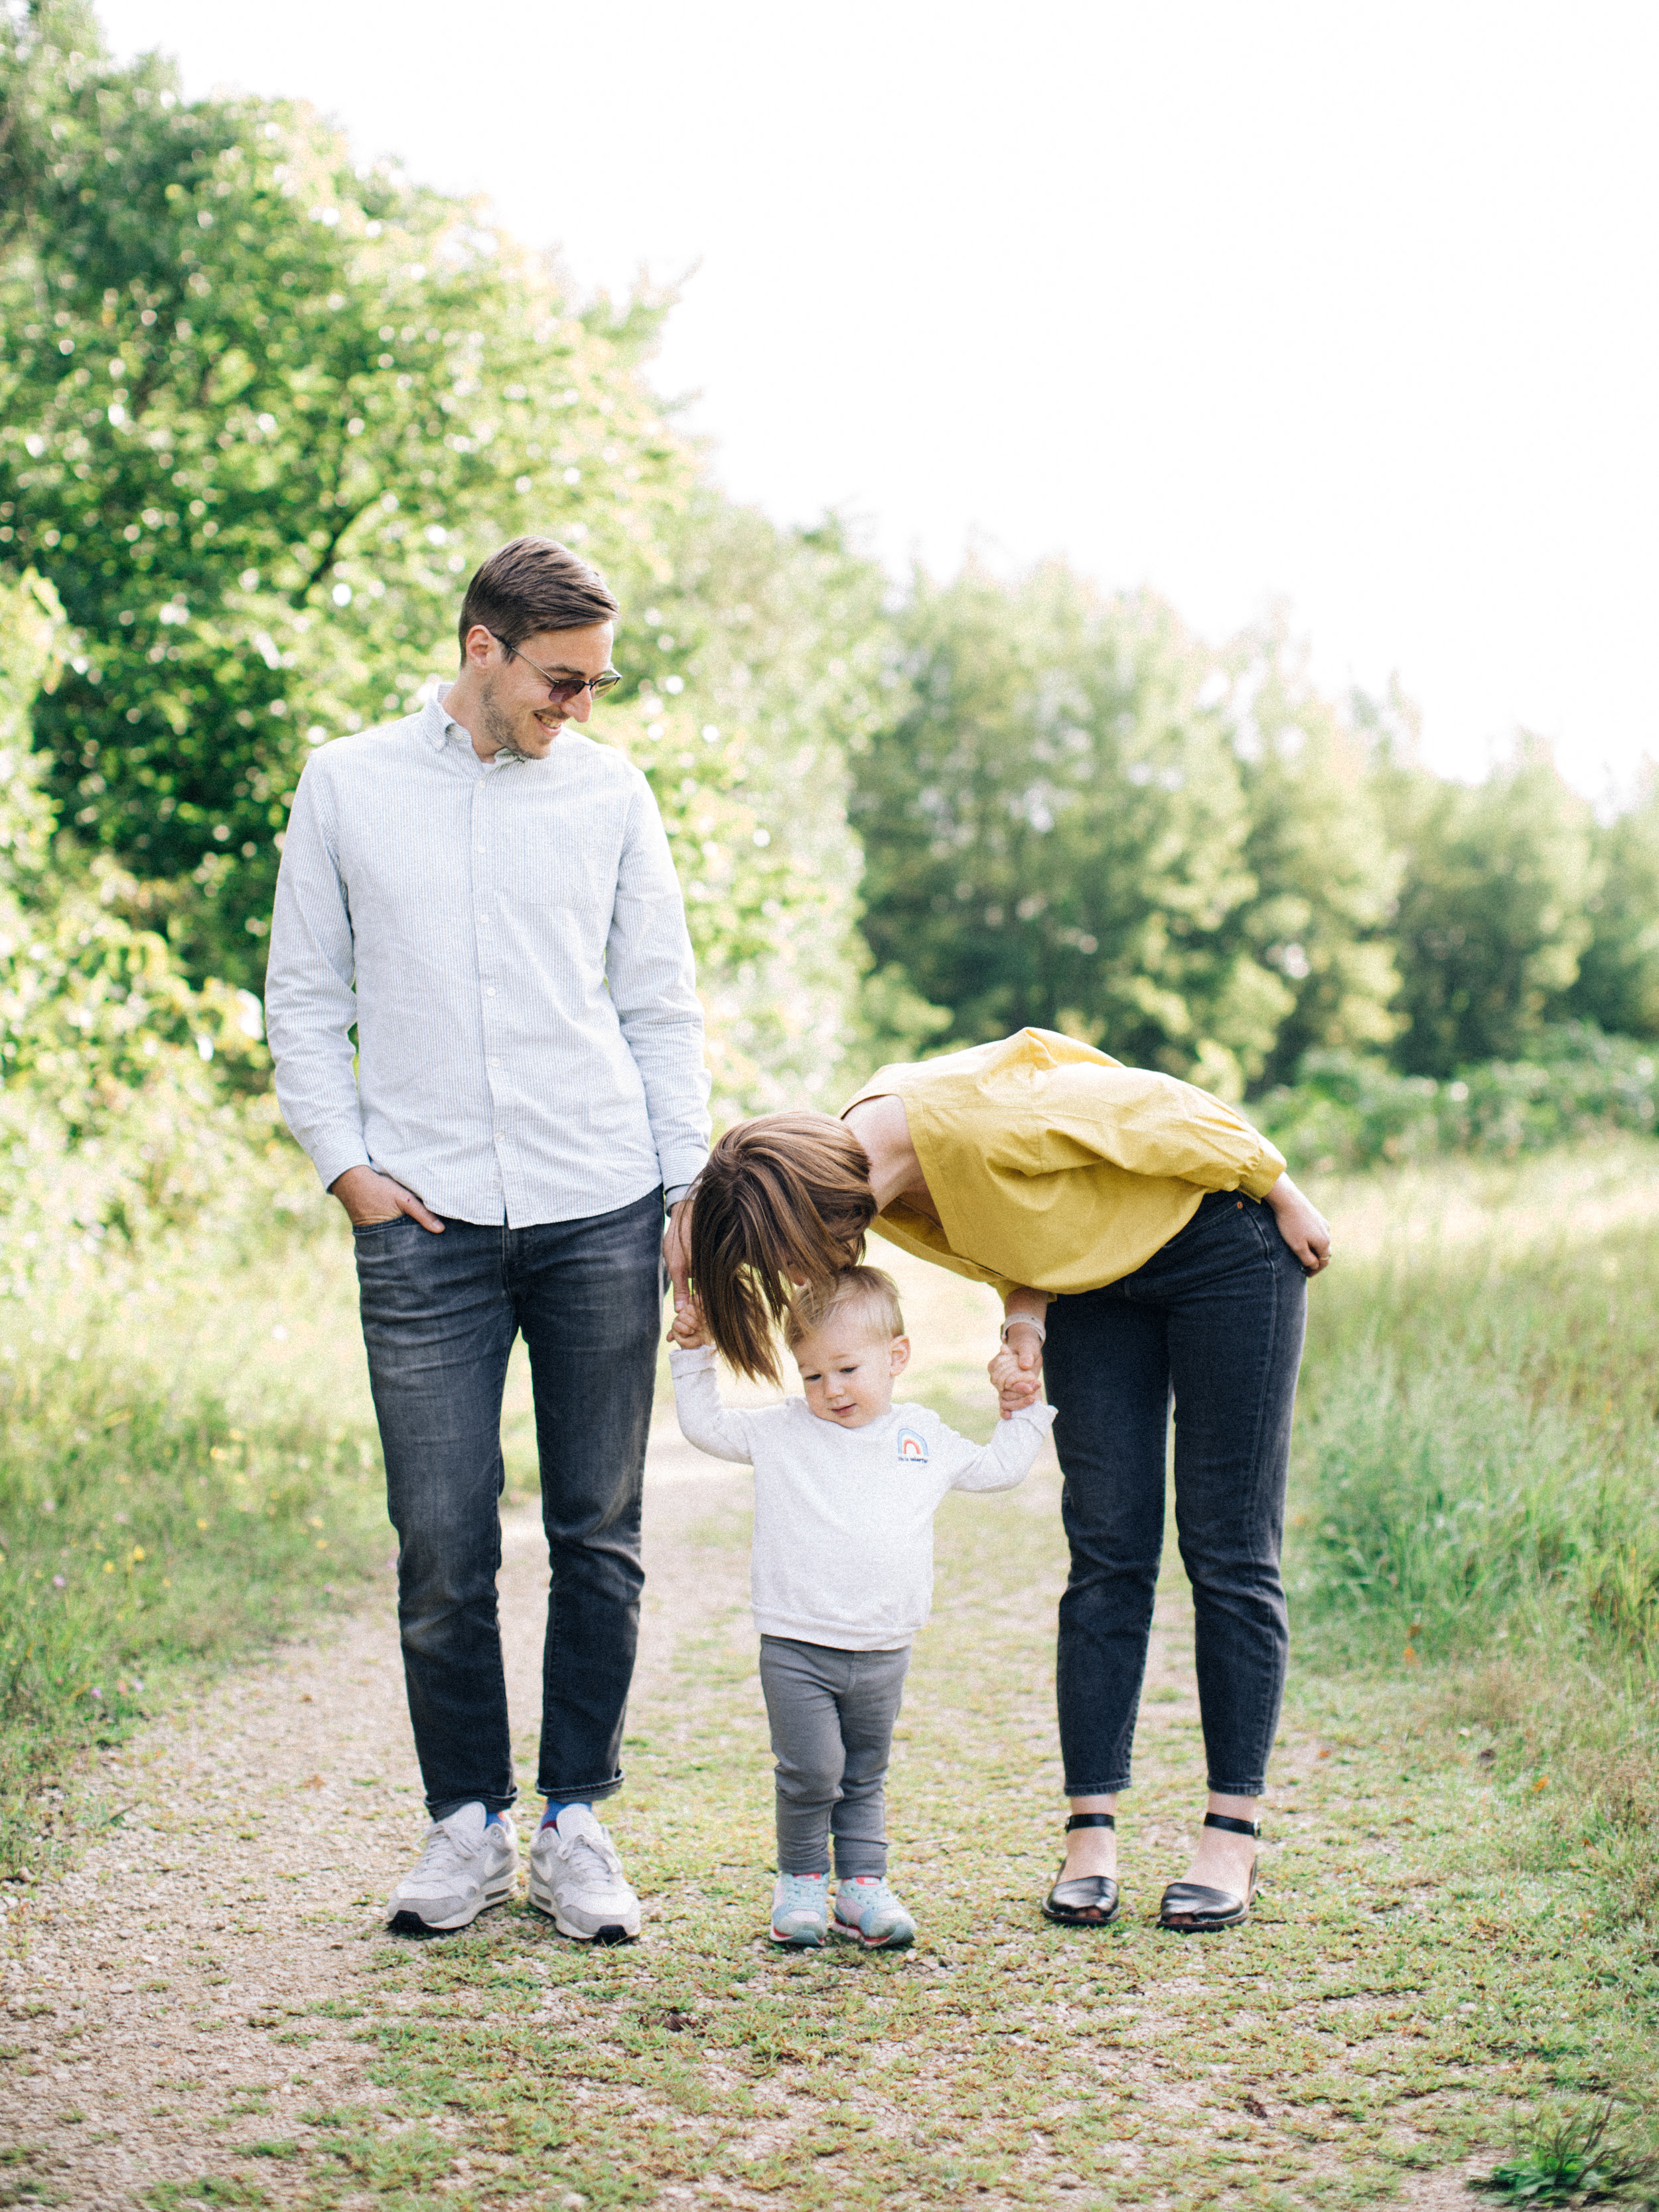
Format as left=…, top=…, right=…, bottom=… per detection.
left=1157, top=1812, right=1261, bottom=1933
left=1041, top=1812, right=1120, bottom=1928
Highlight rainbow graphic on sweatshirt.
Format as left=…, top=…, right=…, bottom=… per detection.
left=897, top=1428, right=929, bottom=1464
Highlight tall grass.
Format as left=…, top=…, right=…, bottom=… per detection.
left=0, top=1226, right=389, bottom=1877
left=1289, top=1138, right=1659, bottom=1891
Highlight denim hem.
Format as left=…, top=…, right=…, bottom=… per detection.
left=1063, top=1780, right=1131, bottom=1797
left=429, top=1791, right=519, bottom=1821
left=1206, top=1778, right=1267, bottom=1797
left=536, top=1774, right=624, bottom=1803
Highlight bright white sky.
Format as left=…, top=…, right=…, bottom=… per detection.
left=97, top=1, right=1659, bottom=797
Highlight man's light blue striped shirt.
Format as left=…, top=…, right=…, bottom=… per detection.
left=265, top=692, right=710, bottom=1226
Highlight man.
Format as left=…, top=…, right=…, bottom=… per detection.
left=266, top=537, right=708, bottom=1942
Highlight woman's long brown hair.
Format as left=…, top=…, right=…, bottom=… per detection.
left=687, top=1112, right=878, bottom=1384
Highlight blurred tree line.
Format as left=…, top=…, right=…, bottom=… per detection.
left=5, top=0, right=1657, bottom=1159
left=854, top=565, right=1659, bottom=1092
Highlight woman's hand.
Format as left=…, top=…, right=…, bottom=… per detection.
left=1265, top=1175, right=1333, bottom=1275
left=989, top=1297, right=1048, bottom=1420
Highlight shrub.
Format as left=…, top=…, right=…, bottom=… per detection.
left=1256, top=1026, right=1658, bottom=1173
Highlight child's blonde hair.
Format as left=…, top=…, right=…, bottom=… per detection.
left=784, top=1264, right=906, bottom=1351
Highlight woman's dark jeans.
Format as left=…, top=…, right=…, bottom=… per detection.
left=1043, top=1191, right=1307, bottom=1799
left=353, top=1188, right=662, bottom=1820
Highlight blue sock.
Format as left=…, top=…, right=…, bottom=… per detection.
left=540, top=1799, right=589, bottom=1830
left=485, top=1808, right=504, bottom=1827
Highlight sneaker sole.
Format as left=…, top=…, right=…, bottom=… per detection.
left=770, top=1925, right=826, bottom=1948
left=386, top=1868, right=517, bottom=1935
left=526, top=1875, right=639, bottom=1945
left=831, top=1915, right=914, bottom=1951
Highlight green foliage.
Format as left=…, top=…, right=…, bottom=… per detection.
left=0, top=1323, right=383, bottom=1876
left=1474, top=2102, right=1657, bottom=2206
left=853, top=565, right=1403, bottom=1096
left=1571, top=769, right=1659, bottom=1041
left=641, top=503, right=892, bottom=1117
left=1, top=7, right=884, bottom=1116
left=855, top=564, right=1268, bottom=1091
left=1, top=3, right=688, bottom=985
left=855, top=567, right=1656, bottom=1095
left=1380, top=741, right=1599, bottom=1076
left=1256, top=1026, right=1658, bottom=1174
left=1227, top=617, right=1402, bottom=1084
left=0, top=567, right=310, bottom=1285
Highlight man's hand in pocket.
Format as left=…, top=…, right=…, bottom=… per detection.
left=329, top=1165, right=445, bottom=1232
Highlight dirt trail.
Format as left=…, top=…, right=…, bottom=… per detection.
left=0, top=1411, right=1220, bottom=2212
left=0, top=1281, right=1527, bottom=2209
left=0, top=1425, right=753, bottom=2208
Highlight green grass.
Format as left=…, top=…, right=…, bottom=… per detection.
left=0, top=1230, right=390, bottom=1880
left=12, top=1135, right=1659, bottom=2209
left=1287, top=1138, right=1659, bottom=1921
left=127, top=1451, right=1659, bottom=2211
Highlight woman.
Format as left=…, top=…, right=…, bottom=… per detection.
left=670, top=1027, right=1331, bottom=1932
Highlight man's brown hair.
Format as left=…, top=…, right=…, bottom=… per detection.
left=457, top=536, right=620, bottom=658
left=687, top=1112, right=879, bottom=1386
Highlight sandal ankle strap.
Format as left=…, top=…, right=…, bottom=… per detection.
left=1203, top=1812, right=1260, bottom=1838
left=1065, top=1812, right=1116, bottom=1832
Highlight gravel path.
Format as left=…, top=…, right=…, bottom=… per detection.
left=0, top=1424, right=741, bottom=2209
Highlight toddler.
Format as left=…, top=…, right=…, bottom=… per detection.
left=669, top=1264, right=1056, bottom=1950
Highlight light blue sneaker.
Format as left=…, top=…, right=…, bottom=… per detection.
left=832, top=1875, right=916, bottom=1949
left=770, top=1871, right=830, bottom=1947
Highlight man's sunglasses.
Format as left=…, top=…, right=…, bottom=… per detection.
left=490, top=631, right=622, bottom=707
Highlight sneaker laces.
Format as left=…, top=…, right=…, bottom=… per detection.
left=554, top=1822, right=622, bottom=1877
left=776, top=1873, right=827, bottom=1905
left=407, top=1817, right=482, bottom=1884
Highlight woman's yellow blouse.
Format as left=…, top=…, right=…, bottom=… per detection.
left=841, top=1027, right=1287, bottom=1299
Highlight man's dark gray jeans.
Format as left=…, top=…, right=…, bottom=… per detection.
left=1044, top=1189, right=1308, bottom=1800
left=353, top=1187, right=662, bottom=1820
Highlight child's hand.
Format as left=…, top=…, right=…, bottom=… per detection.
left=668, top=1296, right=710, bottom=1351
left=989, top=1341, right=1044, bottom=1420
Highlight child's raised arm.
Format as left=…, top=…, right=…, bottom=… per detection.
left=669, top=1343, right=760, bottom=1465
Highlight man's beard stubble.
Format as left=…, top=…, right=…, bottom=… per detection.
left=478, top=670, right=536, bottom=761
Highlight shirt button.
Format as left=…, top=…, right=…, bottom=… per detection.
left=486, top=988, right=496, bottom=997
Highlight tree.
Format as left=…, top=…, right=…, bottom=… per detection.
left=1380, top=741, right=1599, bottom=1075
left=1569, top=769, right=1659, bottom=1041
left=600, top=502, right=895, bottom=1118
left=857, top=563, right=1305, bottom=1096
left=1, top=3, right=687, bottom=986
left=1226, top=619, right=1404, bottom=1087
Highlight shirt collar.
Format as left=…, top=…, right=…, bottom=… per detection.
left=417, top=685, right=465, bottom=754
left=418, top=681, right=530, bottom=768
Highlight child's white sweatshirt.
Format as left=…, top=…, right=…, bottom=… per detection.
left=669, top=1344, right=1056, bottom=1650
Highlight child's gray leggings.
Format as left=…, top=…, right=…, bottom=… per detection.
left=758, top=1635, right=911, bottom=1878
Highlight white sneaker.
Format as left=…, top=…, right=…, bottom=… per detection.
left=527, top=1805, right=641, bottom=1944
left=770, top=1871, right=830, bottom=1947
left=832, top=1875, right=916, bottom=1949
left=386, top=1804, right=518, bottom=1933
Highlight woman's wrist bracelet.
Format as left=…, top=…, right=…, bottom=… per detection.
left=1001, top=1315, right=1046, bottom=1347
